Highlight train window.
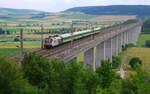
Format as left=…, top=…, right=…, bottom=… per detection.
left=45, top=38, right=49, bottom=42
left=50, top=39, right=53, bottom=42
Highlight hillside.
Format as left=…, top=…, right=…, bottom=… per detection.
left=65, top=5, right=150, bottom=18
left=0, top=8, right=44, bottom=15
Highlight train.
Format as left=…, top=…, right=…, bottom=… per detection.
left=44, top=27, right=101, bottom=48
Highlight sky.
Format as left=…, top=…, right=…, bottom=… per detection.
left=0, top=0, right=150, bottom=12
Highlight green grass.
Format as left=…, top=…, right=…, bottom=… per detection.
left=124, top=47, right=150, bottom=78
left=0, top=48, right=35, bottom=57
left=136, top=34, right=150, bottom=47
left=0, top=41, right=41, bottom=47
left=0, top=36, right=14, bottom=41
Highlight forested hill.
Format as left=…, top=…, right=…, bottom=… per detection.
left=65, top=5, right=150, bottom=18
left=0, top=8, right=44, bottom=15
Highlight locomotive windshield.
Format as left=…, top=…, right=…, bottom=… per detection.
left=45, top=38, right=49, bottom=42
left=50, top=39, right=53, bottom=42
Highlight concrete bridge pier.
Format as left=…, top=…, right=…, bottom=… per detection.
left=96, top=42, right=105, bottom=68
left=112, top=36, right=118, bottom=56
left=128, top=29, right=133, bottom=44
left=116, top=35, right=119, bottom=54
left=132, top=26, right=140, bottom=45
left=118, top=33, right=122, bottom=52
left=127, top=31, right=130, bottom=44
left=84, top=48, right=95, bottom=71
left=126, top=31, right=129, bottom=44
left=121, top=32, right=124, bottom=46
left=105, top=38, right=112, bottom=62
left=133, top=28, right=137, bottom=45
left=74, top=57, right=79, bottom=63
left=134, top=26, right=141, bottom=44
left=124, top=32, right=127, bottom=45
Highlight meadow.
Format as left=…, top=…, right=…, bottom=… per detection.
left=0, top=48, right=35, bottom=57
left=125, top=47, right=150, bottom=74
left=136, top=34, right=150, bottom=47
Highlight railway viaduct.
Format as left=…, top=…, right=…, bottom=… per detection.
left=35, top=21, right=142, bottom=71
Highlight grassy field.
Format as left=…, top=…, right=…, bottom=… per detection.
left=0, top=41, right=41, bottom=47
left=124, top=47, right=150, bottom=78
left=0, top=48, right=35, bottom=57
left=136, top=34, right=150, bottom=47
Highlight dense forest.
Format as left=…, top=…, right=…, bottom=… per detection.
left=0, top=52, right=150, bottom=94
left=65, top=5, right=150, bottom=18
left=142, top=18, right=150, bottom=33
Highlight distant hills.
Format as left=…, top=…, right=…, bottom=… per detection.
left=0, top=8, right=44, bottom=15
left=0, top=5, right=150, bottom=20
left=65, top=5, right=150, bottom=18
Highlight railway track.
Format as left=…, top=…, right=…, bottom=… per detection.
left=33, top=22, right=141, bottom=62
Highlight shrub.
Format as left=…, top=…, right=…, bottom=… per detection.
left=146, top=40, right=150, bottom=47
left=14, top=37, right=20, bottom=42
left=112, top=56, right=121, bottom=69
left=122, top=43, right=135, bottom=51
left=129, top=57, right=142, bottom=68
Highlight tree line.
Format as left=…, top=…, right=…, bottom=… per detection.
left=0, top=52, right=150, bottom=94
left=0, top=28, right=11, bottom=35
left=142, top=18, right=150, bottom=33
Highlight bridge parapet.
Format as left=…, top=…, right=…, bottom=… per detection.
left=36, top=21, right=142, bottom=70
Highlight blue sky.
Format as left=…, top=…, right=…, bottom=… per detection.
left=0, top=0, right=150, bottom=12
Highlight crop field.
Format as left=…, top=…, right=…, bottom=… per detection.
left=0, top=12, right=133, bottom=57
left=125, top=47, right=150, bottom=78
left=136, top=34, right=150, bottom=47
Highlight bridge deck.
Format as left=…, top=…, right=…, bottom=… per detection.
left=35, top=22, right=141, bottom=62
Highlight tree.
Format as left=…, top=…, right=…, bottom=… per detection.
left=0, top=57, right=37, bottom=94
left=14, top=37, right=20, bottom=42
left=64, top=60, right=85, bottom=94
left=96, top=59, right=116, bottom=89
left=21, top=54, right=58, bottom=94
left=82, top=68, right=99, bottom=94
left=146, top=40, right=150, bottom=47
left=112, top=56, right=121, bottom=68
left=129, top=57, right=142, bottom=68
left=142, top=18, right=150, bottom=33
left=121, top=64, right=150, bottom=94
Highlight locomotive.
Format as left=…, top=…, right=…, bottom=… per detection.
left=44, top=28, right=100, bottom=48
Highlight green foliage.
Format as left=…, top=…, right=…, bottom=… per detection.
left=0, top=57, right=37, bottom=94
left=66, top=5, right=150, bottom=18
left=122, top=19, right=138, bottom=25
left=145, top=40, right=150, bottom=47
left=96, top=59, right=116, bottom=89
left=1, top=54, right=150, bottom=94
left=129, top=57, right=142, bottom=68
left=14, top=37, right=20, bottom=42
left=112, top=56, right=121, bottom=69
left=136, top=34, right=150, bottom=47
left=122, top=64, right=150, bottom=94
left=142, top=18, right=150, bottom=33
left=21, top=54, right=58, bottom=94
left=122, top=43, right=135, bottom=51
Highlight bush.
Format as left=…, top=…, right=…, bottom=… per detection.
left=129, top=57, right=142, bottom=68
left=146, top=40, right=150, bottom=47
left=14, top=37, right=20, bottom=42
left=122, top=44, right=135, bottom=51
left=112, top=56, right=121, bottom=69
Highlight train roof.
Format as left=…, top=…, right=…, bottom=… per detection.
left=59, top=27, right=100, bottom=38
